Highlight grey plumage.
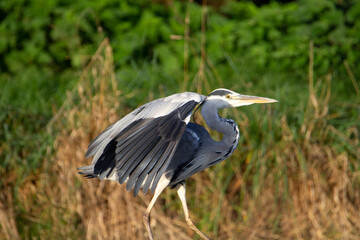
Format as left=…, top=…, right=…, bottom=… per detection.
left=78, top=88, right=277, bottom=240
left=79, top=93, right=203, bottom=195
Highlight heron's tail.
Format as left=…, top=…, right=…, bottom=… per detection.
left=77, top=165, right=97, bottom=178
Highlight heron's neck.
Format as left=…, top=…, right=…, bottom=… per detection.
left=201, top=102, right=239, bottom=147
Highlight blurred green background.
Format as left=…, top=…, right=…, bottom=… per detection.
left=1, top=0, right=359, bottom=239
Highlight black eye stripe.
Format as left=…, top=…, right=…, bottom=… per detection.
left=208, top=89, right=233, bottom=96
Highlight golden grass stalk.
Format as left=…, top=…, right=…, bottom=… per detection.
left=0, top=187, right=20, bottom=240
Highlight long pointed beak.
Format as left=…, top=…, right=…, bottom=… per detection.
left=234, top=94, right=278, bottom=104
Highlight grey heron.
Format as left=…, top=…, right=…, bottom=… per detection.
left=78, top=88, right=277, bottom=239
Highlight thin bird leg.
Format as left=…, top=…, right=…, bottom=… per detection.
left=143, top=177, right=170, bottom=240
left=177, top=183, right=210, bottom=240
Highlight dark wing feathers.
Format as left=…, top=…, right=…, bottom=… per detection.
left=129, top=138, right=166, bottom=193
left=88, top=100, right=199, bottom=196
left=133, top=143, right=170, bottom=194
left=116, top=131, right=160, bottom=183
left=93, top=139, right=116, bottom=178
left=122, top=136, right=162, bottom=185
left=119, top=133, right=160, bottom=181
left=86, top=122, right=116, bottom=158
left=149, top=142, right=179, bottom=193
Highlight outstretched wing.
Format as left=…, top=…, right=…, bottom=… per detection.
left=78, top=92, right=204, bottom=196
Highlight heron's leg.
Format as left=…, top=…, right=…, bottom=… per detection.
left=177, top=183, right=210, bottom=240
left=143, top=176, right=170, bottom=240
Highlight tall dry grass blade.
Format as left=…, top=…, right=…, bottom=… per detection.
left=182, top=0, right=192, bottom=92
left=193, top=0, right=208, bottom=94
left=308, top=40, right=319, bottom=111
left=343, top=60, right=360, bottom=97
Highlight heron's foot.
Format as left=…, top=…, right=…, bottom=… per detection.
left=143, top=212, right=154, bottom=240
left=186, top=218, right=210, bottom=240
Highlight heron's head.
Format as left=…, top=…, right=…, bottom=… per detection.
left=206, top=88, right=278, bottom=108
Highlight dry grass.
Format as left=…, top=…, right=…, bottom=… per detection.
left=0, top=186, right=20, bottom=240
left=1, top=37, right=360, bottom=240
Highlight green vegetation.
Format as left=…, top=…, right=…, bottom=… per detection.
left=1, top=0, right=359, bottom=239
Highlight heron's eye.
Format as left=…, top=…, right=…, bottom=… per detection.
left=225, top=94, right=231, bottom=99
